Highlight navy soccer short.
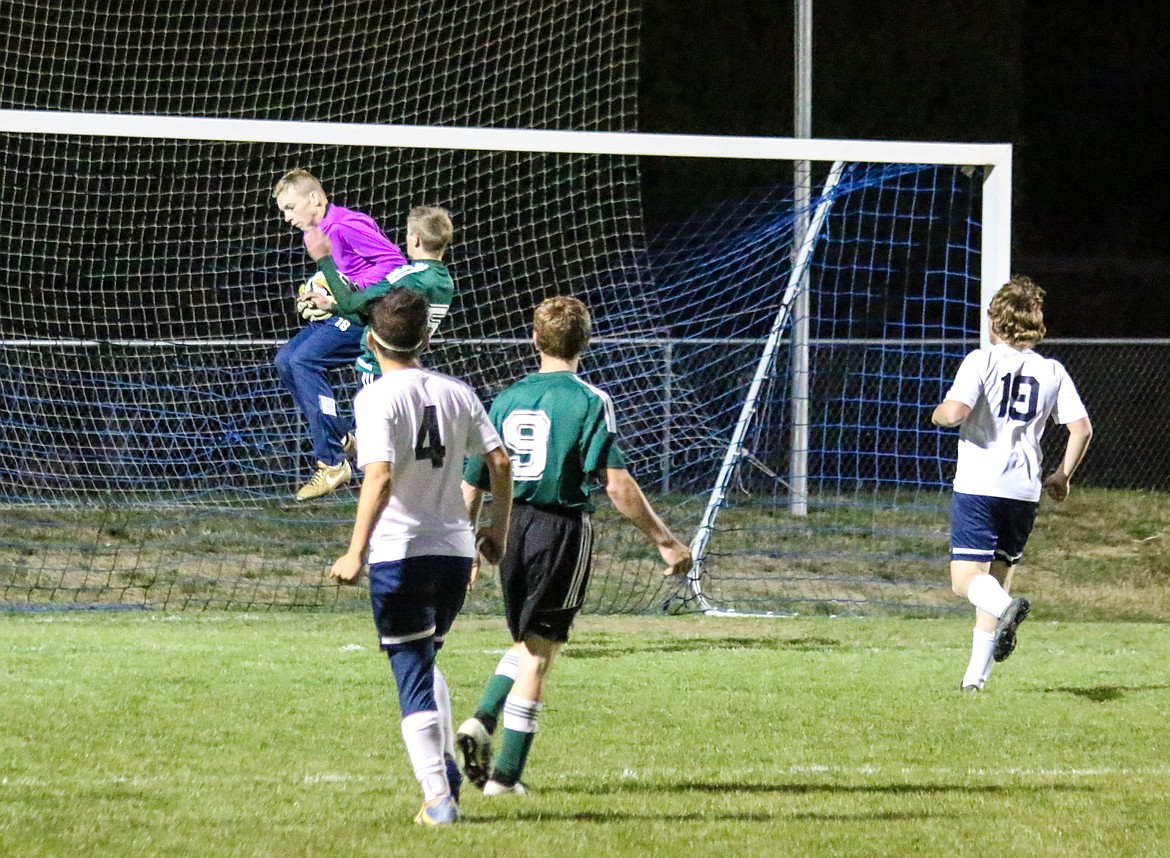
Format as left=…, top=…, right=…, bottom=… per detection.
left=950, top=492, right=1039, bottom=566
left=499, top=503, right=592, bottom=644
left=368, top=555, right=472, bottom=651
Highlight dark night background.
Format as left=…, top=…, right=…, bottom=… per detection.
left=638, top=0, right=1170, bottom=337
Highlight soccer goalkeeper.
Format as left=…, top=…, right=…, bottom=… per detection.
left=301, top=205, right=454, bottom=386
left=272, top=168, right=407, bottom=501
left=456, top=295, right=692, bottom=795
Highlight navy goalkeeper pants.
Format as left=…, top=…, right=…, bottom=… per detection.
left=275, top=317, right=362, bottom=467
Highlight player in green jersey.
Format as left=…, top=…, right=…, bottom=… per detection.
left=302, top=204, right=454, bottom=383
left=456, top=295, right=692, bottom=795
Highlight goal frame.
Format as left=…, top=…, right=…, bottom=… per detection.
left=0, top=109, right=1012, bottom=614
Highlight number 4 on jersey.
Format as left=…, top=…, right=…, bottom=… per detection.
left=415, top=405, right=446, bottom=467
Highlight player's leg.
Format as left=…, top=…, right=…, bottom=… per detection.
left=431, top=666, right=462, bottom=802
left=456, top=644, right=519, bottom=789
left=280, top=320, right=360, bottom=461
left=960, top=617, right=998, bottom=691
left=966, top=561, right=1017, bottom=688
left=484, top=506, right=591, bottom=795
left=369, top=558, right=457, bottom=825
left=286, top=319, right=363, bottom=500
left=472, top=646, right=521, bottom=735
left=950, top=493, right=1015, bottom=613
left=985, top=500, right=1038, bottom=664
left=951, top=492, right=1014, bottom=690
left=457, top=507, right=529, bottom=790
left=338, top=366, right=380, bottom=462
left=430, top=556, right=472, bottom=805
left=274, top=325, right=321, bottom=430
left=278, top=324, right=352, bottom=498
left=486, top=632, right=561, bottom=794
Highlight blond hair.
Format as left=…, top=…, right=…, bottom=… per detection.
left=988, top=274, right=1047, bottom=348
left=534, top=296, right=591, bottom=360
left=408, top=205, right=454, bottom=255
left=272, top=168, right=324, bottom=200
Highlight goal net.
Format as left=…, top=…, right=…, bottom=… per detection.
left=0, top=3, right=1010, bottom=614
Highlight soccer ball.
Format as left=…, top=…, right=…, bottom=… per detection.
left=296, top=271, right=334, bottom=322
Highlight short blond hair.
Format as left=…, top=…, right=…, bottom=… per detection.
left=408, top=205, right=453, bottom=255
left=988, top=275, right=1047, bottom=348
left=272, top=168, right=324, bottom=200
left=533, top=296, right=590, bottom=360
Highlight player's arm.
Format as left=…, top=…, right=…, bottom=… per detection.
left=461, top=477, right=486, bottom=586
left=474, top=447, right=513, bottom=565
left=462, top=479, right=484, bottom=521
left=605, top=468, right=693, bottom=577
left=301, top=226, right=379, bottom=317
left=931, top=399, right=972, bottom=428
left=933, top=351, right=984, bottom=427
left=331, top=460, right=393, bottom=583
left=1043, top=416, right=1093, bottom=502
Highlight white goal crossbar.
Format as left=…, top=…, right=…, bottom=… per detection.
left=0, top=109, right=1010, bottom=165
left=0, top=108, right=1013, bottom=342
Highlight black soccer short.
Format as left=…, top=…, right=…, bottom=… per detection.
left=499, top=502, right=593, bottom=644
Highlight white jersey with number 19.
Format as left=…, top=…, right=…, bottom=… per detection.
left=354, top=367, right=503, bottom=563
left=945, top=342, right=1087, bottom=502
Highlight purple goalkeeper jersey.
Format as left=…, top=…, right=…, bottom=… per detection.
left=318, top=203, right=407, bottom=287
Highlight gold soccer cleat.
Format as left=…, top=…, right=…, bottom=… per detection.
left=295, top=459, right=352, bottom=502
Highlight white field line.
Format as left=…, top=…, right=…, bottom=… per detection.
left=4, top=764, right=1170, bottom=790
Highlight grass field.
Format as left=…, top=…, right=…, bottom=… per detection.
left=3, top=611, right=1168, bottom=857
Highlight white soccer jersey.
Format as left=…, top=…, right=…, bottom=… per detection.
left=945, top=343, right=1088, bottom=501
left=354, top=367, right=503, bottom=563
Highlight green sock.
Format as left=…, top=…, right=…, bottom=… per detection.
left=475, top=651, right=519, bottom=733
left=492, top=727, right=535, bottom=785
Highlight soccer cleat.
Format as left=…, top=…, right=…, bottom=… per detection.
left=295, top=459, right=352, bottom=502
left=445, top=753, right=463, bottom=803
left=414, top=795, right=459, bottom=826
left=960, top=683, right=981, bottom=693
left=341, top=432, right=357, bottom=460
left=992, top=597, right=1030, bottom=663
left=483, top=779, right=528, bottom=796
left=455, top=717, right=493, bottom=790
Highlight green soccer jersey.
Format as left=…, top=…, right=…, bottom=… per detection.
left=463, top=371, right=627, bottom=512
left=317, top=255, right=454, bottom=376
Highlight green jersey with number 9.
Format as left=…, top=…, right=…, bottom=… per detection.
left=464, top=371, right=626, bottom=512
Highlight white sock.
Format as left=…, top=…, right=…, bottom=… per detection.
left=495, top=649, right=520, bottom=680
left=400, top=710, right=449, bottom=802
left=432, top=666, right=456, bottom=758
left=961, top=628, right=996, bottom=689
left=981, top=655, right=996, bottom=686
left=966, top=574, right=1012, bottom=618
left=502, top=695, right=542, bottom=733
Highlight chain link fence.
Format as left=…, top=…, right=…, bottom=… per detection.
left=1039, top=339, right=1170, bottom=490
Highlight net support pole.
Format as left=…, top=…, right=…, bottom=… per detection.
left=789, top=0, right=813, bottom=517
left=660, top=339, right=674, bottom=493
left=687, top=161, right=845, bottom=611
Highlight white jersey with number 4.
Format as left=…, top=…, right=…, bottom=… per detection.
left=945, top=343, right=1087, bottom=502
left=354, top=367, right=503, bottom=563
